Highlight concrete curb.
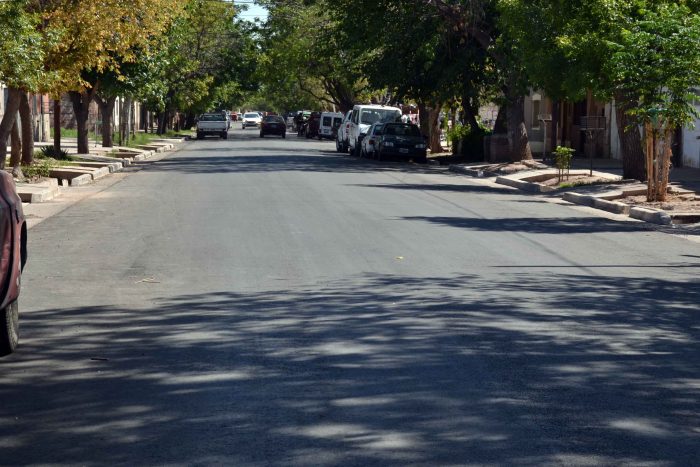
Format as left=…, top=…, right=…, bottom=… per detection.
left=562, top=192, right=596, bottom=207
left=495, top=176, right=554, bottom=193
left=449, top=165, right=490, bottom=178
left=16, top=178, right=60, bottom=203
left=629, top=206, right=672, bottom=225
left=593, top=198, right=630, bottom=215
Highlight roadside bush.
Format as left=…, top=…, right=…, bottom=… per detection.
left=448, top=123, right=491, bottom=162
left=554, top=146, right=575, bottom=182
left=38, top=146, right=71, bottom=160
left=22, top=158, right=54, bottom=179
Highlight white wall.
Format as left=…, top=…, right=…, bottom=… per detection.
left=682, top=112, right=700, bottom=168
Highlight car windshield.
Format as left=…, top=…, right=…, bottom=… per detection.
left=371, top=124, right=384, bottom=135
left=244, top=113, right=259, bottom=119
left=360, top=109, right=401, bottom=125
left=383, top=124, right=421, bottom=137
left=199, top=114, right=226, bottom=121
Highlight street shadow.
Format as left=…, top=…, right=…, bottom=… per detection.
left=1, top=271, right=698, bottom=465
left=401, top=215, right=651, bottom=234
left=354, top=183, right=513, bottom=195
left=145, top=153, right=441, bottom=176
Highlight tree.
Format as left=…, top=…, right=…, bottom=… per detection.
left=30, top=0, right=183, bottom=153
left=609, top=4, right=700, bottom=201
left=258, top=0, right=368, bottom=112
left=0, top=0, right=45, bottom=170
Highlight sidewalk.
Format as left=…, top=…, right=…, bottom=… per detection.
left=570, top=157, right=700, bottom=193
left=6, top=135, right=186, bottom=229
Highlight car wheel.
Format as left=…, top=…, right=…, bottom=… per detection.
left=282, top=133, right=286, bottom=139
left=222, top=132, right=228, bottom=139
left=377, top=149, right=382, bottom=161
left=414, top=154, right=427, bottom=164
left=196, top=132, right=203, bottom=140
left=260, top=132, right=264, bottom=138
left=0, top=300, right=19, bottom=356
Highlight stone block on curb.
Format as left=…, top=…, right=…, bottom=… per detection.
left=15, top=178, right=60, bottom=203
left=562, top=192, right=596, bottom=207
left=629, top=206, right=672, bottom=225
left=593, top=198, right=630, bottom=215
left=495, top=176, right=553, bottom=193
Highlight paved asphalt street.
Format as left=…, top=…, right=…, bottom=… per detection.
left=1, top=128, right=699, bottom=466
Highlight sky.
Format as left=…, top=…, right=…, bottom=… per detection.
left=236, top=1, right=269, bottom=22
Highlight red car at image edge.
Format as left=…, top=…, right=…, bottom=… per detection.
left=0, top=171, right=27, bottom=356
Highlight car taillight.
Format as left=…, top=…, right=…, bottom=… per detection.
left=369, top=139, right=375, bottom=145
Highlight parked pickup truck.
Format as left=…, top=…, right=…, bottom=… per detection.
left=196, top=113, right=229, bottom=139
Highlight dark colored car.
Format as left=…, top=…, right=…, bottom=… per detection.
left=305, top=112, right=322, bottom=139
left=377, top=123, right=428, bottom=163
left=260, top=115, right=287, bottom=138
left=0, top=172, right=27, bottom=356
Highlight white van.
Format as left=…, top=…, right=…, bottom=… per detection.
left=318, top=112, right=344, bottom=140
left=348, top=105, right=402, bottom=156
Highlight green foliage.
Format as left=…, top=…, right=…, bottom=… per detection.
left=0, top=0, right=45, bottom=91
left=608, top=3, right=700, bottom=130
left=257, top=0, right=364, bottom=111
left=554, top=145, right=574, bottom=182
left=22, top=158, right=54, bottom=179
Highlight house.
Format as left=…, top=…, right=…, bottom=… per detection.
left=522, top=90, right=700, bottom=169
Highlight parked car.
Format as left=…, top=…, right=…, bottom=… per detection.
left=0, top=172, right=27, bottom=356
left=318, top=112, right=344, bottom=140
left=305, top=112, right=322, bottom=139
left=360, top=122, right=385, bottom=159
left=241, top=112, right=262, bottom=129
left=196, top=113, right=229, bottom=139
left=335, top=110, right=352, bottom=153
left=348, top=104, right=402, bottom=156
left=260, top=115, right=287, bottom=138
left=376, top=122, right=428, bottom=163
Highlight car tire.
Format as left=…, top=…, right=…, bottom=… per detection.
left=222, top=132, right=228, bottom=140
left=260, top=132, right=264, bottom=138
left=377, top=149, right=383, bottom=161
left=196, top=132, right=203, bottom=140
left=282, top=133, right=286, bottom=139
left=414, top=154, right=427, bottom=164
left=0, top=300, right=19, bottom=356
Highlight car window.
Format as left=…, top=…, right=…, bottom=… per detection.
left=322, top=117, right=332, bottom=126
left=384, top=124, right=421, bottom=136
left=351, top=110, right=358, bottom=124
left=360, top=109, right=401, bottom=125
left=263, top=116, right=284, bottom=123
left=244, top=113, right=259, bottom=118
left=333, top=117, right=343, bottom=128
left=199, top=114, right=226, bottom=121
left=371, top=124, right=384, bottom=135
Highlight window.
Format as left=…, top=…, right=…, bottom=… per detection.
left=322, top=117, right=332, bottom=126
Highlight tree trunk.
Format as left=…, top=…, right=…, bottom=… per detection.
left=0, top=87, right=23, bottom=170
left=95, top=95, right=116, bottom=147
left=493, top=105, right=507, bottom=133
left=157, top=111, right=167, bottom=135
left=185, top=112, right=197, bottom=129
left=53, top=99, right=62, bottom=151
left=614, top=94, right=646, bottom=181
left=428, top=105, right=442, bottom=154
left=462, top=98, right=480, bottom=133
left=505, top=92, right=532, bottom=161
left=19, top=92, right=34, bottom=165
left=69, top=90, right=95, bottom=154
left=10, top=120, right=21, bottom=168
